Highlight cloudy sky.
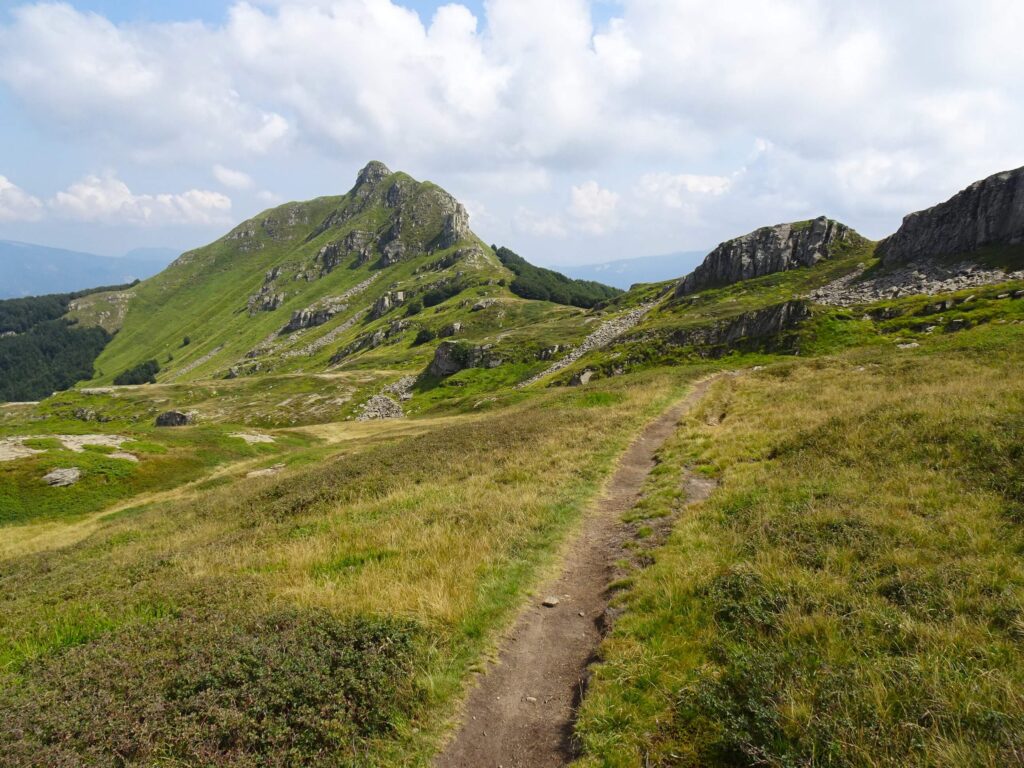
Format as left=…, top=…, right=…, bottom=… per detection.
left=0, top=0, right=1022, bottom=266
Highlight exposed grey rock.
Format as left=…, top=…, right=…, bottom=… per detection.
left=155, top=410, right=194, bottom=427
left=541, top=596, right=560, bottom=608
left=355, top=160, right=392, bottom=190
left=517, top=303, right=654, bottom=388
left=370, top=291, right=406, bottom=320
left=808, top=260, right=1024, bottom=307
left=384, top=375, right=418, bottom=402
left=356, top=394, right=404, bottom=421
left=677, top=216, right=856, bottom=296
left=668, top=301, right=811, bottom=350
left=569, top=370, right=594, bottom=386
left=427, top=341, right=501, bottom=377
left=877, top=166, right=1024, bottom=265
left=437, top=202, right=471, bottom=249
left=440, top=322, right=463, bottom=337
left=43, top=467, right=80, bottom=487
left=471, top=298, right=498, bottom=312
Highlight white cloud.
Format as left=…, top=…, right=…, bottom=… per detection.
left=0, top=1, right=1023, bottom=258
left=569, top=181, right=620, bottom=234
left=50, top=174, right=232, bottom=226
left=213, top=164, right=255, bottom=190
left=514, top=208, right=567, bottom=238
left=0, top=3, right=289, bottom=161
left=637, top=172, right=732, bottom=210
left=0, top=176, right=44, bottom=222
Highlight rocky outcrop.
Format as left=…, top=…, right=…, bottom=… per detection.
left=370, top=291, right=405, bottom=319
left=284, top=301, right=346, bottom=332
left=877, top=166, right=1024, bottom=265
left=668, top=301, right=811, bottom=350
left=677, top=217, right=856, bottom=296
left=437, top=202, right=471, bottom=250
left=428, top=341, right=502, bottom=377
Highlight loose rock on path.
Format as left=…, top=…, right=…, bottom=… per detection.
left=435, top=375, right=720, bottom=768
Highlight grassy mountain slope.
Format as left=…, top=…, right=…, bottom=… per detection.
left=90, top=164, right=505, bottom=383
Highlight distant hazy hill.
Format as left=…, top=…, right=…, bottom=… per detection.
left=560, top=251, right=707, bottom=289
left=0, top=241, right=178, bottom=299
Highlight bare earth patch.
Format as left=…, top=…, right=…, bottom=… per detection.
left=0, top=439, right=43, bottom=462
left=230, top=432, right=276, bottom=445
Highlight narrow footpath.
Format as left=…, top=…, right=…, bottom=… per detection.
left=436, top=376, right=720, bottom=768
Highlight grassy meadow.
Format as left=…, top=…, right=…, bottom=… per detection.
left=575, top=321, right=1024, bottom=767
left=0, top=366, right=705, bottom=766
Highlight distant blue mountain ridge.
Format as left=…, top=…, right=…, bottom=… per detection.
left=559, top=250, right=707, bottom=290
left=0, top=240, right=179, bottom=298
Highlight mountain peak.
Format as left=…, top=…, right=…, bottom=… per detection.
left=355, top=161, right=393, bottom=190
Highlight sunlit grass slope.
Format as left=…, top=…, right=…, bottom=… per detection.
left=575, top=322, right=1024, bottom=767
left=0, top=367, right=705, bottom=766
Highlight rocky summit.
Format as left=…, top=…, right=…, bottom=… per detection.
left=676, top=216, right=857, bottom=296
left=878, top=165, right=1024, bottom=265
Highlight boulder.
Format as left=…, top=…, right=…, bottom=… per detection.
left=43, top=467, right=81, bottom=487
left=569, top=370, right=594, bottom=386
left=877, top=166, right=1024, bottom=265
left=439, top=322, right=463, bottom=338
left=156, top=410, right=193, bottom=427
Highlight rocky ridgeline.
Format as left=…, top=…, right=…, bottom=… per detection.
left=516, top=303, right=654, bottom=388
left=677, top=216, right=855, bottom=296
left=809, top=261, right=1024, bottom=307
left=878, top=166, right=1024, bottom=265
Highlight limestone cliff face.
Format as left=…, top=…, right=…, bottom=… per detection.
left=676, top=216, right=856, bottom=296
left=877, top=166, right=1024, bottom=265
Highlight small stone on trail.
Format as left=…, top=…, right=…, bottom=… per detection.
left=542, top=596, right=560, bottom=607
left=526, top=696, right=537, bottom=703
left=578, top=611, right=585, bottom=617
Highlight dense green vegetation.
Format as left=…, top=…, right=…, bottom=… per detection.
left=0, top=282, right=142, bottom=401
left=2, top=608, right=419, bottom=767
left=0, top=320, right=112, bottom=401
left=113, top=359, right=160, bottom=386
left=493, top=245, right=622, bottom=308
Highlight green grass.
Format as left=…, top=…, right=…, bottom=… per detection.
left=0, top=367, right=700, bottom=765
left=0, top=425, right=306, bottom=526
left=575, top=322, right=1024, bottom=767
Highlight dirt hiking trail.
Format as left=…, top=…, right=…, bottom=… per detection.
left=435, top=376, right=720, bottom=768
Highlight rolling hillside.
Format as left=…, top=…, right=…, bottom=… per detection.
left=3, top=164, right=1024, bottom=767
